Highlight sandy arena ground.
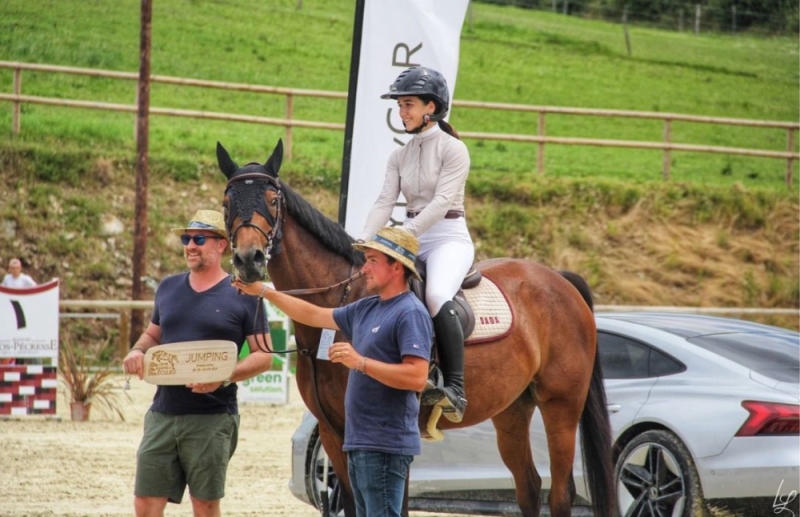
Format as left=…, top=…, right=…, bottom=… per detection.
left=0, top=375, right=470, bottom=517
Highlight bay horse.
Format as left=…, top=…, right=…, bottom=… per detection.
left=218, top=139, right=615, bottom=517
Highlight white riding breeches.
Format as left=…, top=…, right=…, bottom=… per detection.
left=412, top=217, right=475, bottom=316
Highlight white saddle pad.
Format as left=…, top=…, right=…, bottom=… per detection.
left=463, top=276, right=513, bottom=344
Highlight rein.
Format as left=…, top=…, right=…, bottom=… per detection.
left=249, top=267, right=364, bottom=356
left=280, top=268, right=364, bottom=303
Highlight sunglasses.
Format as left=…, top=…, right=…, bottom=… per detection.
left=180, top=234, right=224, bottom=246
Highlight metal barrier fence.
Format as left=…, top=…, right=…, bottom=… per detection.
left=1, top=61, right=797, bottom=186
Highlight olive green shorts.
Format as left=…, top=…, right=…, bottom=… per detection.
left=135, top=411, right=240, bottom=503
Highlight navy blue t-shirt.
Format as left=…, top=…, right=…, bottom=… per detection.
left=148, top=273, right=266, bottom=415
left=333, top=292, right=433, bottom=455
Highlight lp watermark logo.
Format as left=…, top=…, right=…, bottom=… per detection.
left=774, top=479, right=799, bottom=517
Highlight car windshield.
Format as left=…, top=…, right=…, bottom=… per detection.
left=688, top=332, right=799, bottom=383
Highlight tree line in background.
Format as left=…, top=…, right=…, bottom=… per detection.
left=476, top=0, right=799, bottom=33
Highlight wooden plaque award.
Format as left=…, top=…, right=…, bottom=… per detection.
left=142, top=340, right=238, bottom=385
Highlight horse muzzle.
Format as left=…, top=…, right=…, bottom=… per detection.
left=232, top=247, right=267, bottom=283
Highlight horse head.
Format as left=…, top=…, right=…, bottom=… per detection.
left=217, top=139, right=284, bottom=283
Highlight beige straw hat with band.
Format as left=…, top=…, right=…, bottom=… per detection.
left=170, top=210, right=231, bottom=254
left=353, top=226, right=421, bottom=280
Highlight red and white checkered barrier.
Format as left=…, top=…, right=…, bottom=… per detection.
left=0, top=365, right=58, bottom=416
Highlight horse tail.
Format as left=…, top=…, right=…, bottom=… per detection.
left=559, top=270, right=616, bottom=517
left=579, top=346, right=616, bottom=517
left=559, top=269, right=593, bottom=312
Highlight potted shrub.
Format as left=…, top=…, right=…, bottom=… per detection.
left=58, top=338, right=130, bottom=421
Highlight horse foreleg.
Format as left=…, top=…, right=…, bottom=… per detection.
left=491, top=396, right=541, bottom=517
left=318, top=427, right=357, bottom=517
left=538, top=398, right=581, bottom=517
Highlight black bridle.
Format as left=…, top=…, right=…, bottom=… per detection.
left=224, top=169, right=290, bottom=355
left=224, top=170, right=284, bottom=262
left=224, top=169, right=363, bottom=357
left=222, top=155, right=360, bottom=447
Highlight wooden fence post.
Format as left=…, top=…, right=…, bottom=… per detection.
left=694, top=4, right=701, bottom=34
left=12, top=67, right=21, bottom=134
left=787, top=128, right=795, bottom=187
left=679, top=9, right=684, bottom=32
left=663, top=119, right=672, bottom=179
left=285, top=93, right=293, bottom=161
left=537, top=111, right=546, bottom=174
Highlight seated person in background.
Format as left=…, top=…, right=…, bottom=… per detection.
left=1, top=258, right=36, bottom=289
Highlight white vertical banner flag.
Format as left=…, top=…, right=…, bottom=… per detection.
left=341, top=0, right=470, bottom=236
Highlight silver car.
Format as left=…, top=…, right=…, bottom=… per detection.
left=289, top=313, right=800, bottom=517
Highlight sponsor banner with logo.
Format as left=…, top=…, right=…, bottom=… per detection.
left=0, top=280, right=60, bottom=360
left=339, top=0, right=470, bottom=235
left=238, top=369, right=290, bottom=404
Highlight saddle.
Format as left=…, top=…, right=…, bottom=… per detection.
left=409, top=261, right=481, bottom=341
left=410, top=261, right=514, bottom=353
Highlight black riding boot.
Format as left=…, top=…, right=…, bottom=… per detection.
left=421, top=301, right=467, bottom=423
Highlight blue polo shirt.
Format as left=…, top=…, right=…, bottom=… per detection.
left=333, top=292, right=433, bottom=455
left=148, top=273, right=265, bottom=415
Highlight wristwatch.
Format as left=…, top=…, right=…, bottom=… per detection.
left=222, top=378, right=233, bottom=387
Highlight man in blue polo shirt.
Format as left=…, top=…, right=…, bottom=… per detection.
left=233, top=226, right=433, bottom=517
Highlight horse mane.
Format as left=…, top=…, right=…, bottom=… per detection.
left=280, top=181, right=365, bottom=266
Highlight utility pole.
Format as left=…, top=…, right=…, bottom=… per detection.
left=131, top=0, right=152, bottom=347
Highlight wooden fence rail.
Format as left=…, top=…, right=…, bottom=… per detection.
left=1, top=60, right=797, bottom=186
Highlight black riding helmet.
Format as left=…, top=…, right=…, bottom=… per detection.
left=381, top=66, right=450, bottom=121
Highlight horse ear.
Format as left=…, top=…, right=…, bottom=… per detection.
left=216, top=141, right=239, bottom=179
left=264, top=139, right=284, bottom=178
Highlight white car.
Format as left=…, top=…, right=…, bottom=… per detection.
left=289, top=313, right=800, bottom=517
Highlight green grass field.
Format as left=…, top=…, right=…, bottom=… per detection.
left=0, top=0, right=797, bottom=190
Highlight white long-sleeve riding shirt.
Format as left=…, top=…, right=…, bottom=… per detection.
left=359, top=124, right=470, bottom=240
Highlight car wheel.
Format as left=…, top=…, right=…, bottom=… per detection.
left=305, top=427, right=345, bottom=517
left=615, top=430, right=709, bottom=517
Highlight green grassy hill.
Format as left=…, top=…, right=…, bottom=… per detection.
left=1, top=0, right=797, bottom=186
left=0, top=0, right=797, bottom=329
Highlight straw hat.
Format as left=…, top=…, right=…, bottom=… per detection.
left=170, top=209, right=230, bottom=254
left=353, top=226, right=421, bottom=280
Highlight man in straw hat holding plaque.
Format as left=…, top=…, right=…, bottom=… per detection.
left=123, top=209, right=273, bottom=517
left=233, top=226, right=433, bottom=517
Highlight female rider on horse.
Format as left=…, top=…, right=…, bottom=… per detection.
left=358, top=66, right=474, bottom=423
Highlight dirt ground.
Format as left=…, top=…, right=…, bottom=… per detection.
left=0, top=376, right=468, bottom=517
